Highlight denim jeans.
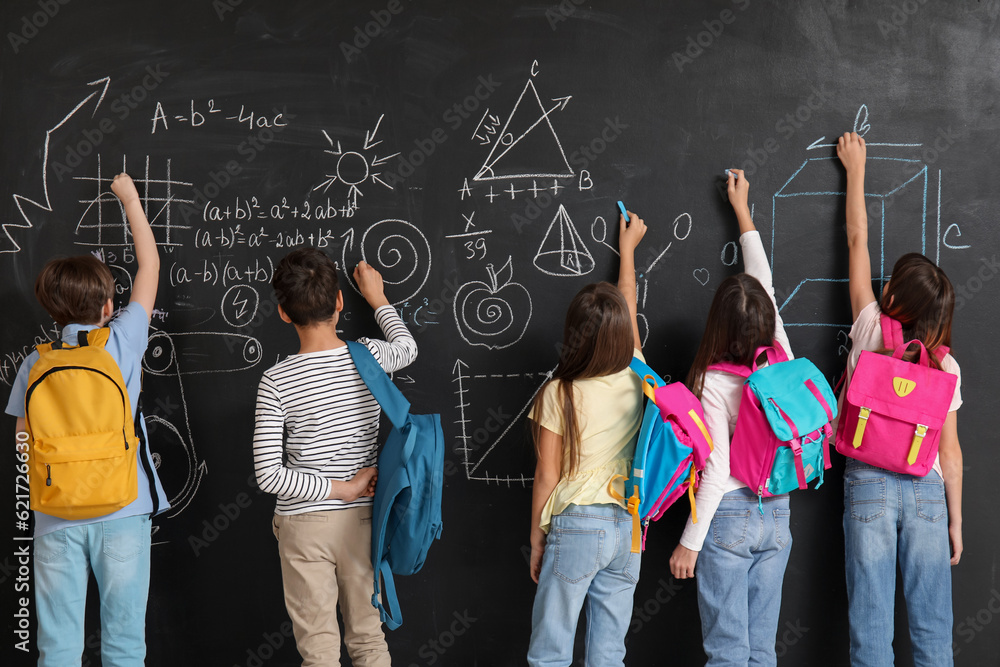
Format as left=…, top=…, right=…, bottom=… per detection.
left=34, top=514, right=151, bottom=667
left=527, top=503, right=641, bottom=667
left=696, top=488, right=792, bottom=667
left=843, top=460, right=953, bottom=667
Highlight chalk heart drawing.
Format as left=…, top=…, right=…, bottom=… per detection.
left=693, top=268, right=710, bottom=286
left=454, top=256, right=532, bottom=350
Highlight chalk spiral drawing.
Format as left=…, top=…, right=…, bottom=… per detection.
left=7, top=77, right=110, bottom=253
left=454, top=256, right=532, bottom=350
left=472, top=64, right=574, bottom=181
left=314, top=114, right=400, bottom=209
left=533, top=204, right=595, bottom=277
left=340, top=219, right=432, bottom=306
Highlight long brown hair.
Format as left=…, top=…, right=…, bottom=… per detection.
left=881, top=253, right=954, bottom=369
left=532, top=282, right=634, bottom=477
left=685, top=273, right=776, bottom=399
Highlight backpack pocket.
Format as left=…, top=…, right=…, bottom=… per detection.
left=31, top=435, right=138, bottom=519
left=766, top=435, right=826, bottom=495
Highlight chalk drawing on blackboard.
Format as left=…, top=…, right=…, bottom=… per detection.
left=472, top=75, right=573, bottom=181
left=453, top=358, right=553, bottom=486
left=144, top=331, right=263, bottom=375
left=454, top=256, right=532, bottom=349
left=340, top=219, right=431, bottom=306
left=533, top=205, right=594, bottom=277
left=693, top=268, right=710, bottom=286
left=315, top=115, right=400, bottom=209
left=221, top=284, right=260, bottom=328
left=73, top=155, right=195, bottom=247
left=6, top=77, right=111, bottom=253
left=591, top=216, right=619, bottom=256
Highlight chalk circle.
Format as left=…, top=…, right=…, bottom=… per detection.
left=673, top=212, right=692, bottom=241
left=243, top=338, right=262, bottom=365
left=592, top=216, right=607, bottom=243
left=336, top=151, right=369, bottom=186
left=464, top=295, right=515, bottom=336
left=501, top=133, right=514, bottom=146
left=143, top=332, right=176, bottom=374
left=356, top=219, right=432, bottom=305
left=221, top=284, right=260, bottom=328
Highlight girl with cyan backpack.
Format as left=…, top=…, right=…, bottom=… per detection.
left=526, top=210, right=647, bottom=666
left=668, top=169, right=795, bottom=667
left=836, top=131, right=963, bottom=667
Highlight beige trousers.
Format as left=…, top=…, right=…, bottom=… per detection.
left=273, top=507, right=391, bottom=667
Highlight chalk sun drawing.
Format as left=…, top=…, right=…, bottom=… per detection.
left=314, top=114, right=400, bottom=209
left=454, top=256, right=532, bottom=350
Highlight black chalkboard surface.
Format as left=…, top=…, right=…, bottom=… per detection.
left=3, top=1, right=999, bottom=665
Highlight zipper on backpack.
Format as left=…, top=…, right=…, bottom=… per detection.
left=756, top=485, right=764, bottom=515
left=46, top=464, right=52, bottom=486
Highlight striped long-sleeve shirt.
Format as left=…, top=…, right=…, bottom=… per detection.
left=252, top=305, right=418, bottom=514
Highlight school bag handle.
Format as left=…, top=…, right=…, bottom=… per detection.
left=879, top=314, right=949, bottom=363
left=708, top=343, right=789, bottom=377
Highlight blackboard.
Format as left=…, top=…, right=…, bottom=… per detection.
left=3, top=1, right=999, bottom=665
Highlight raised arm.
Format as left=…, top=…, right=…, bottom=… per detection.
left=727, top=169, right=755, bottom=235
left=618, top=211, right=647, bottom=351
left=354, top=261, right=418, bottom=371
left=111, top=173, right=159, bottom=320
left=837, top=133, right=876, bottom=320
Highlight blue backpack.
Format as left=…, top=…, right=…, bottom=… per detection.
left=347, top=342, right=444, bottom=630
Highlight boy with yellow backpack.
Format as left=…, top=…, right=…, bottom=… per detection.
left=5, top=173, right=170, bottom=666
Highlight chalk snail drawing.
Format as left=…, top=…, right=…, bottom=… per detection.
left=454, top=256, right=532, bottom=350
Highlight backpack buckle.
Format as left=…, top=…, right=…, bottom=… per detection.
left=853, top=407, right=871, bottom=449
left=907, top=424, right=928, bottom=465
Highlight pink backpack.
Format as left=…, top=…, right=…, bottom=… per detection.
left=835, top=314, right=957, bottom=476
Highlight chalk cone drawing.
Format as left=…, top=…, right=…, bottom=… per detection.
left=7, top=77, right=111, bottom=253
left=534, top=204, right=594, bottom=276
left=473, top=76, right=573, bottom=181
left=454, top=256, right=532, bottom=349
left=453, top=358, right=553, bottom=486
left=314, top=114, right=400, bottom=208
left=340, top=219, right=431, bottom=306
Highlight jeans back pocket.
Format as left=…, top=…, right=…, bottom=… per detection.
left=913, top=478, right=946, bottom=522
left=553, top=529, right=604, bottom=584
left=712, top=509, right=751, bottom=551
left=848, top=477, right=886, bottom=523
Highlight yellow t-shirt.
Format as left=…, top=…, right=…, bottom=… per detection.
left=530, top=350, right=644, bottom=533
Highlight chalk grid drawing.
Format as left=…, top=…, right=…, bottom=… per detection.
left=472, top=65, right=573, bottom=182
left=454, top=256, right=532, bottom=350
left=314, top=114, right=400, bottom=209
left=340, top=219, right=432, bottom=306
left=534, top=204, right=594, bottom=277
left=142, top=330, right=263, bottom=519
left=6, top=77, right=111, bottom=253
left=73, top=154, right=195, bottom=247
left=453, top=359, right=553, bottom=486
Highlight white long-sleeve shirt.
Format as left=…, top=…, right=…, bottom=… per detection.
left=679, top=231, right=792, bottom=552
left=252, top=306, right=417, bottom=515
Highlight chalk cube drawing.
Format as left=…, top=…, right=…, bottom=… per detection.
left=771, top=156, right=927, bottom=328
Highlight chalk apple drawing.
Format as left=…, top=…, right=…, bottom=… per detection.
left=454, top=256, right=532, bottom=349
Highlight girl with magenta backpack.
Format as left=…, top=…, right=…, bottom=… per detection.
left=669, top=169, right=795, bottom=666
left=526, top=210, right=647, bottom=666
left=836, top=131, right=963, bottom=666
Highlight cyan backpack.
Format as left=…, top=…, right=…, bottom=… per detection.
left=347, top=342, right=444, bottom=631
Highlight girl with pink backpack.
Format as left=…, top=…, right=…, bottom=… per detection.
left=668, top=169, right=795, bottom=666
left=837, top=131, right=963, bottom=667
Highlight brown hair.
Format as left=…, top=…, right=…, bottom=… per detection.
left=272, top=248, right=341, bottom=326
left=532, top=282, right=635, bottom=477
left=881, top=253, right=954, bottom=369
left=35, top=256, right=115, bottom=328
left=685, top=273, right=776, bottom=398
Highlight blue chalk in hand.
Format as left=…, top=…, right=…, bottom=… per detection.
left=617, top=201, right=629, bottom=220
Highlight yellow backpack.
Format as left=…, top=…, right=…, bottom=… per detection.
left=24, top=328, right=138, bottom=519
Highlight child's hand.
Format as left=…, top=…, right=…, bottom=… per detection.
left=837, top=132, right=866, bottom=174
left=727, top=169, right=750, bottom=214
left=354, top=261, right=390, bottom=309
left=111, top=173, right=140, bottom=206
left=349, top=467, right=378, bottom=501
left=669, top=543, right=699, bottom=579
left=618, top=211, right=647, bottom=255
left=529, top=527, right=546, bottom=584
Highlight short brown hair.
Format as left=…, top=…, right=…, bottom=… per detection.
left=272, top=248, right=340, bottom=326
left=35, top=256, right=115, bottom=328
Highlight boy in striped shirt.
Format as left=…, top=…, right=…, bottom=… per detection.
left=253, top=248, right=417, bottom=667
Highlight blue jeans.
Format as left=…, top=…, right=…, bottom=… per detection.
left=34, top=514, right=151, bottom=667
left=696, top=488, right=792, bottom=667
left=527, top=503, right=641, bottom=667
left=843, top=460, right=953, bottom=667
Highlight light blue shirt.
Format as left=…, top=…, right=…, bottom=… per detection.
left=5, top=302, right=170, bottom=536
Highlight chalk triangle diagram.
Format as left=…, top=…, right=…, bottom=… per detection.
left=473, top=79, right=574, bottom=181
left=534, top=204, right=595, bottom=276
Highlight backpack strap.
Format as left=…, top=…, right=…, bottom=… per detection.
left=134, top=391, right=160, bottom=517
left=370, top=460, right=411, bottom=630
left=629, top=356, right=663, bottom=403
left=346, top=341, right=410, bottom=431
left=880, top=313, right=949, bottom=363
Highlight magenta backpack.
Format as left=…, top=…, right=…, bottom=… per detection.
left=709, top=344, right=836, bottom=508
left=835, top=314, right=957, bottom=476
